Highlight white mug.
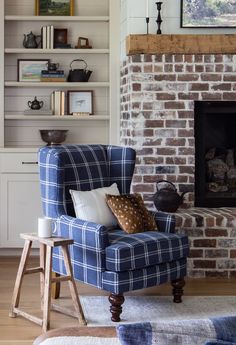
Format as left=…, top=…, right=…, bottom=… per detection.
left=38, top=217, right=56, bottom=238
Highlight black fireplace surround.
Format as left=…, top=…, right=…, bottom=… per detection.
left=195, top=101, right=236, bottom=207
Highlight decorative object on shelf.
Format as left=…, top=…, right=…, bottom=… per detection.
left=145, top=0, right=149, bottom=34
left=47, top=62, right=59, bottom=72
left=67, top=90, right=93, bottom=115
left=41, top=63, right=65, bottom=82
left=51, top=91, right=65, bottom=115
left=75, top=37, right=92, bottom=49
left=23, top=31, right=41, bottom=49
left=17, top=59, right=50, bottom=82
left=54, top=28, right=69, bottom=48
left=145, top=17, right=150, bottom=35
left=181, top=0, right=236, bottom=28
left=153, top=180, right=188, bottom=213
left=39, top=129, right=68, bottom=145
left=67, top=59, right=92, bottom=82
left=156, top=2, right=163, bottom=34
left=28, top=96, right=44, bottom=110
left=24, top=109, right=53, bottom=116
left=35, top=0, right=74, bottom=16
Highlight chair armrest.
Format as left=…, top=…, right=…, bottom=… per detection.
left=151, top=211, right=176, bottom=233
left=56, top=215, right=110, bottom=251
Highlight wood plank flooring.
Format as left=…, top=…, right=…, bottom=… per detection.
left=1, top=256, right=236, bottom=344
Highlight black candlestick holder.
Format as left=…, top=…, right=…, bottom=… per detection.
left=156, top=2, right=163, bottom=34
left=146, top=17, right=150, bottom=34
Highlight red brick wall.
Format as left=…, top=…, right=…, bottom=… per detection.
left=120, top=53, right=236, bottom=208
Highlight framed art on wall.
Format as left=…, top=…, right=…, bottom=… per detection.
left=17, top=59, right=50, bottom=82
left=67, top=91, right=93, bottom=115
left=181, top=0, right=236, bottom=28
left=35, top=0, right=74, bottom=16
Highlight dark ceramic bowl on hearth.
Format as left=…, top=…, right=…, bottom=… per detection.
left=39, top=129, right=68, bottom=145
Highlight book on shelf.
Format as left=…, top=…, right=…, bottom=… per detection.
left=51, top=91, right=66, bottom=116
left=41, top=70, right=64, bottom=75
left=41, top=25, right=54, bottom=49
left=41, top=70, right=65, bottom=82
left=41, top=77, right=66, bottom=82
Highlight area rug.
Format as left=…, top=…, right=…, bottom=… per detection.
left=80, top=296, right=236, bottom=326
left=36, top=336, right=120, bottom=345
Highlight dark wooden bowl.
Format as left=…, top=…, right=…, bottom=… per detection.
left=39, top=129, right=68, bottom=145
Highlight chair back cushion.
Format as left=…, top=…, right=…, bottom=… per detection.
left=39, top=144, right=136, bottom=218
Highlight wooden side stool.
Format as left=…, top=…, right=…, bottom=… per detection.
left=9, top=233, right=86, bottom=332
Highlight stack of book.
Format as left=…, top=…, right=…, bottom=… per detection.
left=51, top=91, right=65, bottom=116
left=41, top=25, right=54, bottom=49
left=41, top=70, right=66, bottom=82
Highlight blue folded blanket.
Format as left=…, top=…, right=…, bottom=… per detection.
left=117, top=316, right=236, bottom=345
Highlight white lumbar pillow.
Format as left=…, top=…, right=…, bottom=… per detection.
left=70, top=183, right=120, bottom=227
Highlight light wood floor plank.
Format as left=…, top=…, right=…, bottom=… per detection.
left=1, top=256, right=236, bottom=342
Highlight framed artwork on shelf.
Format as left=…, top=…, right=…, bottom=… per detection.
left=35, top=0, right=74, bottom=16
left=181, top=0, right=236, bottom=28
left=54, top=29, right=69, bottom=48
left=17, top=59, right=50, bottom=82
left=67, top=90, right=93, bottom=115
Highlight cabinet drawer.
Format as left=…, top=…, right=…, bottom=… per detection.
left=1, top=153, right=39, bottom=173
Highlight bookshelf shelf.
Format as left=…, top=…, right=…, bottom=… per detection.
left=5, top=49, right=109, bottom=54
left=5, top=115, right=110, bottom=121
left=5, top=82, right=110, bottom=88
left=5, top=16, right=110, bottom=22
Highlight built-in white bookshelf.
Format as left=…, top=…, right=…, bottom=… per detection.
left=0, top=0, right=120, bottom=148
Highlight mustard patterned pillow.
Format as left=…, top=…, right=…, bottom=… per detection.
left=105, top=193, right=158, bottom=234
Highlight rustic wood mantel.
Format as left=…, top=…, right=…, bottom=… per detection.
left=126, top=34, right=236, bottom=55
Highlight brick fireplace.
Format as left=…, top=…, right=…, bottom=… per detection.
left=120, top=53, right=236, bottom=278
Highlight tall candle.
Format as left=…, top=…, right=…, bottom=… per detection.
left=146, top=0, right=149, bottom=18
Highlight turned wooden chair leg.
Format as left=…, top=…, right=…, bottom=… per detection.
left=108, top=293, right=124, bottom=322
left=51, top=272, right=60, bottom=299
left=171, top=278, right=185, bottom=303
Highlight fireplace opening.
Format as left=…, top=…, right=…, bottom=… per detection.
left=195, top=101, right=236, bottom=207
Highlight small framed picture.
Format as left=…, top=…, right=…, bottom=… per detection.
left=35, top=0, right=74, bottom=16
left=54, top=28, right=68, bottom=48
left=67, top=91, right=93, bottom=115
left=181, top=0, right=236, bottom=28
left=17, top=59, right=50, bottom=82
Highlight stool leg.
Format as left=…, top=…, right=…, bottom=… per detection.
left=51, top=272, right=61, bottom=299
left=61, top=245, right=87, bottom=325
left=42, top=245, right=52, bottom=332
left=39, top=243, right=46, bottom=310
left=9, top=240, right=32, bottom=317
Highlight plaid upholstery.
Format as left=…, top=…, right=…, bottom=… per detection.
left=151, top=211, right=176, bottom=233
left=102, top=258, right=187, bottom=294
left=38, top=144, right=189, bottom=295
left=39, top=144, right=135, bottom=218
left=106, top=230, right=189, bottom=272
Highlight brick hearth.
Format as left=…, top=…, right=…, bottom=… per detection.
left=120, top=53, right=236, bottom=277
left=175, top=207, right=236, bottom=278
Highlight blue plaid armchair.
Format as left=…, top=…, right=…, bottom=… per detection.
left=38, top=144, right=189, bottom=322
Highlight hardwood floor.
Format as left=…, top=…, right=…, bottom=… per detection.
left=1, top=256, right=236, bottom=344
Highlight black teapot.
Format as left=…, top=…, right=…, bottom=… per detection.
left=23, top=31, right=41, bottom=49
left=153, top=180, right=188, bottom=213
left=67, top=59, right=92, bottom=82
left=28, top=97, right=44, bottom=110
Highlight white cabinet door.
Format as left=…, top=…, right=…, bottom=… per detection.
left=0, top=174, right=42, bottom=247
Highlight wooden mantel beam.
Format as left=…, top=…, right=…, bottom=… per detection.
left=126, top=34, right=236, bottom=55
